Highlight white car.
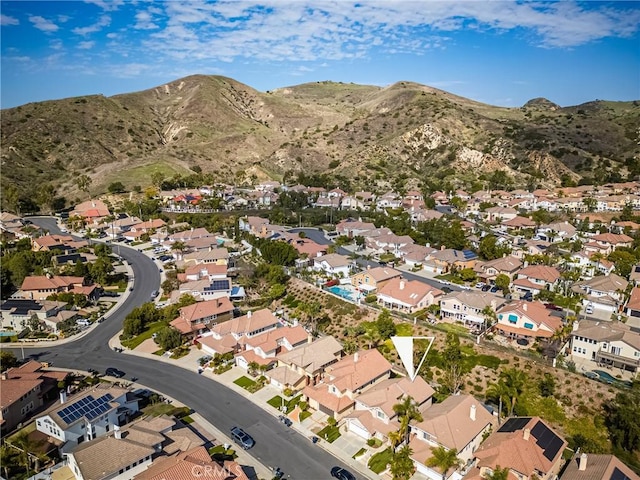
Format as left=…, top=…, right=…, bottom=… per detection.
left=585, top=304, right=594, bottom=314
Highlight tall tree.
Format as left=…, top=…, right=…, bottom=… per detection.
left=442, top=332, right=465, bottom=395
left=501, top=368, right=527, bottom=416
left=75, top=174, right=92, bottom=199
left=486, top=379, right=510, bottom=424
left=425, top=446, right=460, bottom=480
left=392, top=396, right=423, bottom=444
left=390, top=444, right=415, bottom=480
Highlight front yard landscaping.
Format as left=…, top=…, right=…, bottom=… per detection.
left=121, top=320, right=167, bottom=349
left=233, top=375, right=265, bottom=393
left=368, top=447, right=393, bottom=474
left=316, top=424, right=341, bottom=443
left=267, top=394, right=301, bottom=413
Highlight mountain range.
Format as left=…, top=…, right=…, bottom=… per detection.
left=1, top=75, right=639, bottom=207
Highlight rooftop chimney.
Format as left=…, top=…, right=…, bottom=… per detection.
left=523, top=428, right=530, bottom=441
left=60, top=390, right=67, bottom=404
left=399, top=280, right=405, bottom=290
left=470, top=404, right=476, bottom=421
left=247, top=310, right=252, bottom=318
left=578, top=453, right=588, bottom=471
left=523, top=303, right=528, bottom=311
left=114, top=425, right=122, bottom=439
left=354, top=352, right=359, bottom=363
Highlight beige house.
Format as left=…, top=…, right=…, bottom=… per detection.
left=465, top=417, right=567, bottom=480
left=303, top=349, right=392, bottom=419
left=170, top=297, right=234, bottom=338
left=569, top=320, right=640, bottom=373
left=439, top=291, right=507, bottom=330
left=351, top=266, right=402, bottom=294
left=512, top=265, right=561, bottom=295
left=344, top=376, right=434, bottom=441
left=377, top=277, right=443, bottom=314
left=495, top=301, right=563, bottom=340
left=269, top=336, right=344, bottom=391
left=561, top=454, right=640, bottom=480
left=410, top=395, right=495, bottom=480
left=474, top=255, right=523, bottom=283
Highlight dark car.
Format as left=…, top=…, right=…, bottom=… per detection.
left=481, top=284, right=491, bottom=292
left=331, top=466, right=356, bottom=480
left=105, top=367, right=126, bottom=378
left=230, top=426, right=255, bottom=449
left=544, top=303, right=563, bottom=311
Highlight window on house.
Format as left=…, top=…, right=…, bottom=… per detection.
left=524, top=322, right=534, bottom=329
left=508, top=314, right=518, bottom=323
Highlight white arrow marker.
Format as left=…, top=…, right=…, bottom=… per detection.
left=391, top=336, right=435, bottom=382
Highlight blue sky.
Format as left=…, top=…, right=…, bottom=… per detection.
left=2, top=1, right=639, bottom=109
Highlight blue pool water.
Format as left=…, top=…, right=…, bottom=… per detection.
left=593, top=370, right=632, bottom=387
left=327, top=285, right=355, bottom=301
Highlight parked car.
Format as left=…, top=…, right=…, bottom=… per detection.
left=481, top=285, right=492, bottom=292
left=585, top=304, right=594, bottom=314
left=105, top=367, right=126, bottom=378
left=230, top=426, right=255, bottom=449
left=544, top=303, right=562, bottom=311
left=331, top=467, right=356, bottom=480
left=475, top=282, right=485, bottom=289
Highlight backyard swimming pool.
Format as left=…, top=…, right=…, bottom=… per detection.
left=327, top=285, right=355, bottom=301
left=592, top=370, right=633, bottom=387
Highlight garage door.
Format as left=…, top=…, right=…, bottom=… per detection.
left=347, top=419, right=370, bottom=440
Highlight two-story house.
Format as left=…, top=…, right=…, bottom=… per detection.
left=344, top=376, right=434, bottom=442
left=439, top=291, right=507, bottom=331
left=268, top=336, right=344, bottom=392
left=1, top=360, right=69, bottom=435
left=1, top=299, right=67, bottom=334
left=512, top=265, right=561, bottom=296
left=569, top=320, right=640, bottom=373
left=234, top=324, right=310, bottom=370
left=19, top=275, right=99, bottom=302
left=495, top=301, right=563, bottom=341
left=583, top=233, right=633, bottom=256
left=313, top=253, right=353, bottom=278
left=35, top=384, right=139, bottom=452
left=410, top=395, right=495, bottom=480
left=351, top=266, right=402, bottom=294
left=573, top=273, right=628, bottom=315
left=335, top=219, right=376, bottom=237
left=561, top=453, right=640, bottom=480
left=377, top=278, right=443, bottom=314
left=474, top=256, right=523, bottom=283
left=424, top=249, right=478, bottom=275
left=169, top=297, right=234, bottom=339
left=465, top=417, right=567, bottom=480
left=303, top=349, right=392, bottom=420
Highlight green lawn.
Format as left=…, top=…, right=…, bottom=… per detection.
left=143, top=403, right=190, bottom=418
left=317, top=425, right=341, bottom=443
left=353, top=448, right=367, bottom=459
left=368, top=447, right=393, bottom=473
left=234, top=376, right=256, bottom=388
left=267, top=394, right=301, bottom=413
left=121, top=321, right=167, bottom=349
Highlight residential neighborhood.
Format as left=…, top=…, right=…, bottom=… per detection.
left=2, top=178, right=640, bottom=480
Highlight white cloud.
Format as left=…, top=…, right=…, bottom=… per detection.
left=78, top=41, right=95, bottom=49
left=134, top=6, right=162, bottom=30
left=1, top=14, right=19, bottom=26
left=73, top=14, right=111, bottom=36
left=84, top=0, right=123, bottom=12
left=29, top=15, right=59, bottom=33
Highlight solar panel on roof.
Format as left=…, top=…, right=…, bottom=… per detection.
left=498, top=417, right=531, bottom=433
left=611, top=467, right=633, bottom=480
left=531, top=420, right=564, bottom=461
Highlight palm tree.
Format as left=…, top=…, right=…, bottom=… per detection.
left=486, top=379, right=510, bottom=424
left=487, top=465, right=510, bottom=480
left=393, top=396, right=423, bottom=444
left=388, top=430, right=403, bottom=451
left=501, top=368, right=527, bottom=416
left=425, top=445, right=461, bottom=480
left=390, top=444, right=415, bottom=480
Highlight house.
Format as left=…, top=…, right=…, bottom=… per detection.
left=465, top=416, right=567, bottom=480
left=439, top=291, right=507, bottom=330
left=168, top=227, right=213, bottom=243
left=513, top=265, right=561, bottom=296
left=344, top=376, right=434, bottom=441
left=568, top=320, right=640, bottom=373
left=400, top=244, right=437, bottom=269
left=269, top=336, right=343, bottom=391
left=35, top=384, right=139, bottom=450
left=1, top=299, right=67, bottom=333
left=182, top=248, right=229, bottom=266
left=170, top=298, right=234, bottom=339
left=235, top=324, right=310, bottom=370
left=130, top=218, right=167, bottom=234
left=19, top=275, right=99, bottom=301
left=474, top=256, right=523, bottom=283
left=134, top=445, right=249, bottom=480
left=197, top=309, right=281, bottom=357
left=183, top=263, right=228, bottom=282
left=585, top=233, right=633, bottom=255
left=536, top=221, right=577, bottom=243
left=313, top=253, right=352, bottom=278
left=239, top=216, right=270, bottom=237
left=484, top=206, right=518, bottom=223
left=501, top=216, right=537, bottom=231
left=573, top=274, right=628, bottom=315
left=288, top=237, right=327, bottom=258
left=369, top=231, right=415, bottom=255
left=70, top=199, right=111, bottom=224
left=1, top=360, right=69, bottom=434
left=561, top=454, right=640, bottom=480
left=495, top=301, right=563, bottom=340
left=303, top=349, right=392, bottom=420
left=424, top=249, right=478, bottom=275
left=410, top=395, right=495, bottom=480
left=351, top=266, right=402, bottom=294
left=31, top=235, right=88, bottom=252
left=625, top=287, right=640, bottom=318
left=377, top=277, right=443, bottom=313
